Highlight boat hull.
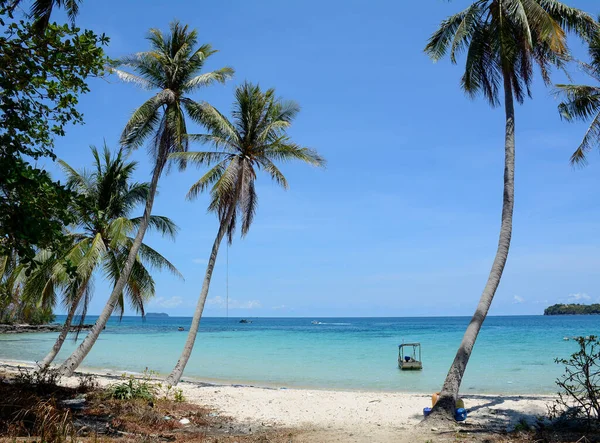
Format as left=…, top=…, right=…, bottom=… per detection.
left=398, top=360, right=423, bottom=370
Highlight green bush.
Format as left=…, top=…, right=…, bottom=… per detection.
left=106, top=369, right=158, bottom=401
left=552, top=336, right=600, bottom=423
left=107, top=377, right=156, bottom=401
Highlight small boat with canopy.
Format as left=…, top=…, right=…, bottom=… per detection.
left=398, top=342, right=423, bottom=370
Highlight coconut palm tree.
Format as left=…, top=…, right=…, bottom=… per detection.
left=165, top=82, right=325, bottom=385
left=58, top=21, right=233, bottom=377
left=556, top=30, right=600, bottom=165
left=29, top=145, right=181, bottom=370
left=424, top=1, right=597, bottom=421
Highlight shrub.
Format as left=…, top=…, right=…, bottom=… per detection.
left=107, top=377, right=156, bottom=401
left=107, top=369, right=158, bottom=401
left=77, top=373, right=98, bottom=392
left=552, top=336, right=600, bottom=423
left=14, top=367, right=62, bottom=395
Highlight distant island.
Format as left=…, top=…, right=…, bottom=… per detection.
left=146, top=312, right=169, bottom=318
left=544, top=303, right=600, bottom=315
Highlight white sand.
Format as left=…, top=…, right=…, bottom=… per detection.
left=0, top=361, right=554, bottom=442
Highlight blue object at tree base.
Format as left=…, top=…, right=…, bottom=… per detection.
left=455, top=408, right=467, bottom=421
left=423, top=407, right=432, bottom=417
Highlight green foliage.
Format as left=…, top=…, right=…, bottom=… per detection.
left=556, top=27, right=600, bottom=165
left=115, top=20, right=234, bottom=174
left=544, top=304, right=600, bottom=315
left=24, top=145, right=182, bottom=326
left=107, top=369, right=158, bottom=401
left=14, top=366, right=62, bottom=394
left=0, top=7, right=109, bottom=259
left=171, top=81, right=325, bottom=241
left=0, top=252, right=55, bottom=324
left=424, top=1, right=597, bottom=106
left=159, top=383, right=186, bottom=403
left=514, top=418, right=531, bottom=432
left=552, top=336, right=600, bottom=422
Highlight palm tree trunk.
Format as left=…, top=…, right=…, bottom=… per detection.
left=166, top=212, right=232, bottom=386
left=427, top=73, right=515, bottom=422
left=38, top=277, right=90, bottom=370
left=57, top=164, right=162, bottom=377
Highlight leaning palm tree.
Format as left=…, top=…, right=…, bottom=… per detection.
left=424, top=1, right=597, bottom=421
left=58, top=21, right=233, bottom=377
left=30, top=145, right=181, bottom=370
left=166, top=82, right=325, bottom=385
left=556, top=30, right=600, bottom=165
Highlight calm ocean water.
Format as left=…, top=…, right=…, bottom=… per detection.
left=0, top=315, right=597, bottom=394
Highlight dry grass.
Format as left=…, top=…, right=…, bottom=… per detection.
left=0, top=370, right=295, bottom=443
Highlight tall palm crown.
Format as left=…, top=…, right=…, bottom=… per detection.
left=115, top=20, right=234, bottom=174
left=557, top=30, right=600, bottom=164
left=57, top=21, right=230, bottom=377
left=28, top=146, right=181, bottom=321
left=173, top=82, right=325, bottom=237
left=423, top=0, right=597, bottom=422
left=425, top=0, right=597, bottom=105
left=165, top=82, right=325, bottom=385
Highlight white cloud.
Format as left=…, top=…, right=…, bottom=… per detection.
left=192, top=258, right=207, bottom=265
left=271, top=305, right=287, bottom=310
left=151, top=296, right=183, bottom=308
left=567, top=293, right=591, bottom=303
left=513, top=295, right=524, bottom=304
left=207, top=296, right=261, bottom=310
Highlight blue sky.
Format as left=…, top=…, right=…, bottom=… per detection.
left=37, top=0, right=600, bottom=317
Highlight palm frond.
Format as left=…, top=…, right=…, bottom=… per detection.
left=130, top=215, right=179, bottom=240
left=184, top=100, right=240, bottom=144
left=170, top=150, right=232, bottom=166
left=136, top=243, right=183, bottom=279
left=184, top=67, right=235, bottom=91
left=111, top=68, right=158, bottom=90
left=425, top=1, right=486, bottom=62
left=120, top=93, right=165, bottom=149
left=263, top=143, right=326, bottom=167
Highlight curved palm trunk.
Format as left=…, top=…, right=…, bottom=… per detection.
left=427, top=75, right=515, bottom=422
left=38, top=276, right=90, bottom=370
left=166, top=214, right=232, bottom=386
left=58, top=164, right=162, bottom=377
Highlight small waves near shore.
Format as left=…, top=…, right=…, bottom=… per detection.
left=0, top=315, right=596, bottom=394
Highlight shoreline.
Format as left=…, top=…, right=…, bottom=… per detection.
left=0, top=357, right=555, bottom=396
left=0, top=323, right=94, bottom=334
left=0, top=359, right=555, bottom=442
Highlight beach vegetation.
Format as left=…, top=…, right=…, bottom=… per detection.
left=551, top=336, right=600, bottom=423
left=57, top=20, right=234, bottom=378
left=107, top=375, right=157, bottom=401
left=0, top=6, right=108, bottom=262
left=1, top=366, right=292, bottom=442
left=556, top=27, right=600, bottom=166
left=423, top=0, right=598, bottom=422
left=24, top=145, right=182, bottom=371
left=0, top=252, right=55, bottom=325
left=165, top=82, right=325, bottom=385
left=3, top=0, right=82, bottom=33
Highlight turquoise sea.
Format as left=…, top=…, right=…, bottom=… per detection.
left=0, top=315, right=597, bottom=394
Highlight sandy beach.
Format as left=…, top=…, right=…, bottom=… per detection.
left=0, top=360, right=554, bottom=442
